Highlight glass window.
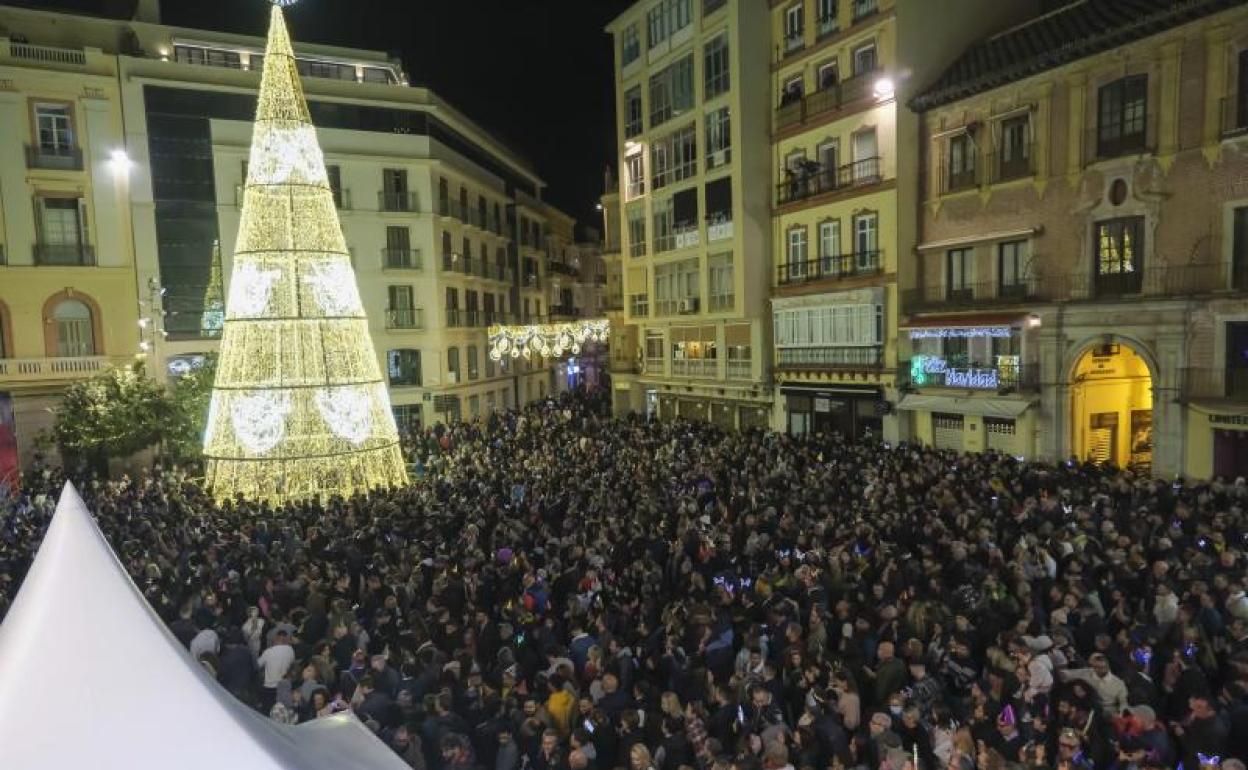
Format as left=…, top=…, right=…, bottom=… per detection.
left=787, top=227, right=808, bottom=271
left=624, top=86, right=643, bottom=138
left=784, top=3, right=804, bottom=50
left=627, top=205, right=647, bottom=258
left=999, top=241, right=1026, bottom=291
left=648, top=2, right=668, bottom=49
left=40, top=198, right=85, bottom=246
left=947, top=132, right=976, bottom=190
left=997, top=115, right=1031, bottom=179
left=625, top=153, right=646, bottom=199
left=467, top=346, right=479, bottom=380
left=652, top=197, right=675, bottom=253
left=35, top=104, right=74, bottom=153
left=708, top=252, right=734, bottom=311
left=622, top=24, right=641, bottom=66
left=705, top=107, right=731, bottom=167
left=852, top=129, right=878, bottom=181
left=704, top=34, right=730, bottom=99
left=1096, top=217, right=1144, bottom=275
left=947, top=248, right=972, bottom=294
left=1098, top=75, right=1148, bottom=155
left=447, top=347, right=460, bottom=378
left=387, top=349, right=422, bottom=387
left=853, top=212, right=878, bottom=256
left=819, top=219, right=841, bottom=263
left=53, top=299, right=94, bottom=357
left=817, top=0, right=838, bottom=34
left=852, top=43, right=877, bottom=76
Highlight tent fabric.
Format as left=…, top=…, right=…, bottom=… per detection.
left=896, top=393, right=1035, bottom=418
left=0, top=482, right=408, bottom=770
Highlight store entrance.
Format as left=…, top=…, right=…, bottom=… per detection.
left=1070, top=344, right=1153, bottom=470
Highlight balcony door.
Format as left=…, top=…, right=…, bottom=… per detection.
left=851, top=129, right=877, bottom=182
left=53, top=299, right=95, bottom=357
left=852, top=213, right=877, bottom=266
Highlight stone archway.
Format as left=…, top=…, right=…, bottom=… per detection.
left=1066, top=337, right=1158, bottom=471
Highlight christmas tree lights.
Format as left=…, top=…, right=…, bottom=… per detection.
left=202, top=3, right=408, bottom=504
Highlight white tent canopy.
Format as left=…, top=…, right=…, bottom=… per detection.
left=0, top=482, right=409, bottom=769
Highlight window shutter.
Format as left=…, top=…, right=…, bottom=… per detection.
left=77, top=198, right=90, bottom=248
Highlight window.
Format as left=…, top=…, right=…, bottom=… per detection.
left=622, top=24, right=641, bottom=67
left=645, top=331, right=664, bottom=367
left=819, top=219, right=841, bottom=273
left=36, top=198, right=89, bottom=264
left=705, top=177, right=732, bottom=234
left=653, top=197, right=675, bottom=253
left=385, top=226, right=413, bottom=268
left=853, top=212, right=878, bottom=264
left=1234, top=205, right=1248, bottom=290
left=34, top=103, right=74, bottom=154
left=624, top=86, right=643, bottom=138
left=469, top=395, right=480, bottom=418
left=387, top=285, right=416, bottom=327
left=173, top=45, right=241, bottom=69
left=774, top=303, right=883, bottom=367
left=647, top=0, right=692, bottom=49
left=388, top=349, right=422, bottom=387
left=1097, top=75, right=1147, bottom=158
left=382, top=168, right=410, bottom=210
left=651, top=135, right=671, bottom=190
left=654, top=124, right=696, bottom=188
left=786, top=226, right=809, bottom=279
left=654, top=258, right=700, bottom=315
left=625, top=152, right=646, bottom=199
left=705, top=107, right=732, bottom=168
left=704, top=34, right=730, bottom=99
left=326, top=165, right=345, bottom=207
left=852, top=43, right=877, bottom=77
left=650, top=55, right=694, bottom=128
left=467, top=346, right=480, bottom=380
left=996, top=115, right=1031, bottom=181
left=53, top=299, right=94, bottom=357
left=947, top=248, right=972, bottom=300
left=784, top=4, right=804, bottom=52
left=1095, top=216, right=1144, bottom=293
left=485, top=348, right=495, bottom=378
left=648, top=3, right=668, bottom=48
left=627, top=205, right=647, bottom=257
left=999, top=241, right=1027, bottom=296
left=709, top=252, right=734, bottom=311
left=817, top=139, right=839, bottom=178
left=781, top=76, right=805, bottom=108
left=447, top=347, right=460, bottom=380
left=851, top=129, right=878, bottom=182
left=817, top=0, right=838, bottom=35
left=817, top=61, right=839, bottom=91
left=852, top=0, right=878, bottom=22
left=946, top=132, right=976, bottom=191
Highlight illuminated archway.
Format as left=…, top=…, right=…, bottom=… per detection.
left=1070, top=342, right=1154, bottom=470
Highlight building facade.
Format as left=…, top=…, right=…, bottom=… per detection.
left=0, top=21, right=142, bottom=468
left=767, top=0, right=1034, bottom=441
left=908, top=0, right=1248, bottom=479
left=0, top=3, right=599, bottom=468
left=606, top=0, right=775, bottom=431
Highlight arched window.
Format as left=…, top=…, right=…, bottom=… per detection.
left=53, top=299, right=95, bottom=356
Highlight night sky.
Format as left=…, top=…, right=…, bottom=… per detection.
left=5, top=0, right=633, bottom=228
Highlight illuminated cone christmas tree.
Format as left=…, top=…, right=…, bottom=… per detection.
left=203, top=3, right=408, bottom=504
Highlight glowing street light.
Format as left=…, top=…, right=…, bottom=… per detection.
left=108, top=149, right=133, bottom=176
left=873, top=77, right=895, bottom=101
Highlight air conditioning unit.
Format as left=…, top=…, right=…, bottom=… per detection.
left=678, top=298, right=698, bottom=314
left=708, top=150, right=728, bottom=168
left=445, top=372, right=459, bottom=385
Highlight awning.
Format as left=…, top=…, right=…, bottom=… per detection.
left=901, top=313, right=1025, bottom=329
left=1188, top=400, right=1248, bottom=420
left=780, top=383, right=881, bottom=396
left=897, top=393, right=1034, bottom=418
left=916, top=227, right=1041, bottom=251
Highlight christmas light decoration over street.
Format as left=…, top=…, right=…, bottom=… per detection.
left=201, top=2, right=408, bottom=503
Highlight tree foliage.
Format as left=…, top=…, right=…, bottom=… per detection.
left=166, top=355, right=217, bottom=465
left=53, top=362, right=172, bottom=465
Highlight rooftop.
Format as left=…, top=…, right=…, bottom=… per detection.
left=911, top=0, right=1241, bottom=111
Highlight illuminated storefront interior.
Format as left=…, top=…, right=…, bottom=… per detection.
left=1070, top=344, right=1153, bottom=470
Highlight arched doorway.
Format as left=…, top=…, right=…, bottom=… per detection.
left=1070, top=343, right=1154, bottom=470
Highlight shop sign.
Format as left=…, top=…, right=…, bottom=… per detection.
left=945, top=368, right=1000, bottom=389
left=1209, top=413, right=1248, bottom=426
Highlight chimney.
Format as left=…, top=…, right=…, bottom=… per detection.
left=134, top=0, right=160, bottom=23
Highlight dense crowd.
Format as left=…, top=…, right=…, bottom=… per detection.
left=2, top=389, right=1247, bottom=770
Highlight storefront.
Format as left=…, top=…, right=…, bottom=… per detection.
left=898, top=393, right=1037, bottom=457
left=1185, top=404, right=1248, bottom=480
left=781, top=384, right=883, bottom=440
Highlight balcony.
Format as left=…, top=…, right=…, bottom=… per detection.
left=386, top=308, right=424, bottom=330
left=484, top=312, right=518, bottom=326
left=548, top=261, right=580, bottom=278
left=776, top=156, right=882, bottom=205
left=904, top=358, right=1039, bottom=392
left=382, top=248, right=422, bottom=270
left=783, top=31, right=805, bottom=57
left=549, top=305, right=582, bottom=320
left=707, top=215, right=733, bottom=242
left=379, top=191, right=419, bottom=213
left=0, top=356, right=131, bottom=384
left=777, top=346, right=883, bottom=370
left=26, top=144, right=83, bottom=171
left=904, top=279, right=1042, bottom=311
left=1221, top=92, right=1248, bottom=138
left=671, top=358, right=717, bottom=378
left=991, top=144, right=1035, bottom=183
left=33, top=243, right=95, bottom=266
left=522, top=273, right=541, bottom=289
left=8, top=42, right=86, bottom=67
left=629, top=294, right=649, bottom=317
left=445, top=309, right=466, bottom=328
left=331, top=188, right=353, bottom=210
left=1088, top=125, right=1150, bottom=163
left=776, top=70, right=881, bottom=133
left=441, top=253, right=479, bottom=276
left=777, top=251, right=883, bottom=286
left=1184, top=368, right=1248, bottom=401
left=726, top=359, right=752, bottom=379
left=943, top=167, right=978, bottom=194
left=816, top=13, right=838, bottom=39
left=852, top=0, right=879, bottom=23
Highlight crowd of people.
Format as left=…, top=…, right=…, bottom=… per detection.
left=1, top=389, right=1247, bottom=770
